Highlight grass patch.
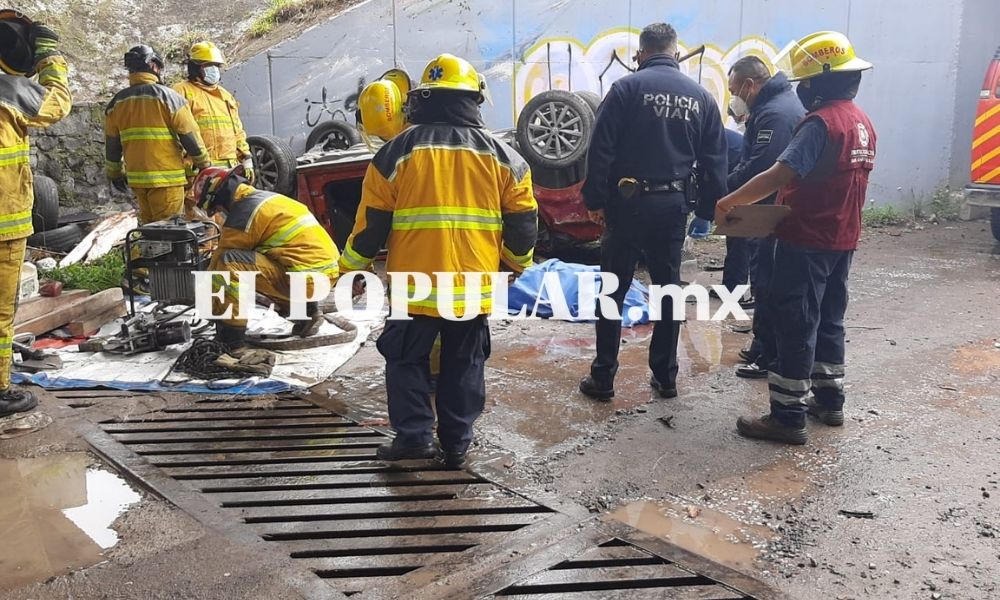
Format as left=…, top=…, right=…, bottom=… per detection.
left=248, top=0, right=334, bottom=38
left=928, top=187, right=961, bottom=221
left=862, top=205, right=905, bottom=227
left=41, top=251, right=125, bottom=294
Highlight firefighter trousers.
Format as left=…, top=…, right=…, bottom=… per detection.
left=767, top=241, right=852, bottom=427
left=591, top=192, right=687, bottom=388
left=0, top=238, right=27, bottom=389
left=132, top=186, right=185, bottom=224
left=377, top=315, right=490, bottom=453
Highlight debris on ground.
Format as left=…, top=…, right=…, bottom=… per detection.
left=59, top=211, right=137, bottom=267
left=15, top=288, right=125, bottom=336
left=838, top=509, right=876, bottom=519
left=659, top=415, right=676, bottom=428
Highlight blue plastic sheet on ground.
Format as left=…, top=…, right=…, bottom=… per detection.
left=10, top=371, right=291, bottom=395
left=507, top=258, right=649, bottom=327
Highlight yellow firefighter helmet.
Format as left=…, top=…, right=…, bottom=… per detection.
left=416, top=53, right=488, bottom=101
left=380, top=68, right=413, bottom=97
left=356, top=78, right=408, bottom=151
left=776, top=31, right=872, bottom=82
left=189, top=40, right=226, bottom=65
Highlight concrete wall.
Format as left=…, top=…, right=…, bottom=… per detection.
left=30, top=103, right=129, bottom=212
left=224, top=0, right=1000, bottom=206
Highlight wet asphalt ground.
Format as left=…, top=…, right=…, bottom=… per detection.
left=0, top=220, right=997, bottom=599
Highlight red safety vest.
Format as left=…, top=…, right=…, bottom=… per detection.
left=775, top=99, right=876, bottom=251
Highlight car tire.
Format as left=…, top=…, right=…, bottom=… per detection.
left=516, top=90, right=594, bottom=170
left=248, top=135, right=297, bottom=196
left=28, top=223, right=84, bottom=252
left=992, top=207, right=1000, bottom=242
left=31, top=174, right=59, bottom=233
left=575, top=90, right=602, bottom=115
left=305, top=120, right=362, bottom=151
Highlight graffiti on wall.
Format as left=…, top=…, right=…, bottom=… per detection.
left=514, top=28, right=780, bottom=125
left=304, top=77, right=367, bottom=127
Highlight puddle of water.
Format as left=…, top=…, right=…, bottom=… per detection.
left=0, top=453, right=141, bottom=589
left=607, top=500, right=774, bottom=572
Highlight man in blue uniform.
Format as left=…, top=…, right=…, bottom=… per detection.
left=579, top=22, right=728, bottom=401
left=724, top=56, right=806, bottom=380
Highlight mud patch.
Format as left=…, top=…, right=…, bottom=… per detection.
left=607, top=500, right=775, bottom=572
left=0, top=453, right=140, bottom=589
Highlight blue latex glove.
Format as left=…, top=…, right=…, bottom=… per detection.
left=687, top=217, right=712, bottom=239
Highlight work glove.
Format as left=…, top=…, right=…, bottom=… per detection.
left=29, top=23, right=59, bottom=60
left=241, top=157, right=255, bottom=185
left=687, top=217, right=712, bottom=239
left=110, top=176, right=130, bottom=194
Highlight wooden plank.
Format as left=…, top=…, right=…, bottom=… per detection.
left=146, top=448, right=381, bottom=468
left=502, top=589, right=745, bottom=600
left=192, top=469, right=483, bottom=492
left=115, top=408, right=336, bottom=422
left=252, top=513, right=548, bottom=540
left=66, top=301, right=127, bottom=337
left=101, top=418, right=356, bottom=433
left=233, top=497, right=549, bottom=524
left=127, top=436, right=385, bottom=454
left=556, top=544, right=660, bottom=564
left=161, top=461, right=440, bottom=480
left=111, top=428, right=380, bottom=444
left=278, top=532, right=512, bottom=556
left=325, top=575, right=413, bottom=596
left=300, top=553, right=462, bottom=573
left=519, top=564, right=700, bottom=586
left=13, top=289, right=88, bottom=325
left=159, top=402, right=320, bottom=412
left=16, top=288, right=124, bottom=335
left=211, top=482, right=497, bottom=507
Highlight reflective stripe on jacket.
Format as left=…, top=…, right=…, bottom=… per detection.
left=173, top=80, right=250, bottom=164
left=105, top=73, right=209, bottom=188
left=0, top=55, right=72, bottom=241
left=216, top=184, right=340, bottom=278
left=339, top=124, right=538, bottom=318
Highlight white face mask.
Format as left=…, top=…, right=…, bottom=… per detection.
left=728, top=81, right=752, bottom=120
left=202, top=66, right=221, bottom=85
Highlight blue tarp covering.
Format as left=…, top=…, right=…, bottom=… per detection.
left=10, top=371, right=291, bottom=395
left=507, top=259, right=650, bottom=327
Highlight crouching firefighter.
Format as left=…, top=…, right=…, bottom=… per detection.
left=190, top=166, right=340, bottom=349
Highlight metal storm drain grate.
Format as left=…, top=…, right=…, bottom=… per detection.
left=97, top=396, right=558, bottom=595
left=493, top=538, right=757, bottom=599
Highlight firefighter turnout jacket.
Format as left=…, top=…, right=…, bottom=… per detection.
left=105, top=72, right=210, bottom=188
left=173, top=80, right=250, bottom=166
left=0, top=55, right=71, bottom=240
left=216, top=183, right=339, bottom=280
left=339, top=124, right=538, bottom=317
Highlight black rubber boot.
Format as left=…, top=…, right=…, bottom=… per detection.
left=375, top=439, right=436, bottom=461
left=290, top=302, right=324, bottom=338
left=649, top=375, right=677, bottom=399
left=735, top=362, right=769, bottom=379
left=807, top=397, right=845, bottom=426
left=438, top=448, right=467, bottom=469
left=0, top=388, right=38, bottom=418
left=215, top=323, right=247, bottom=351
left=736, top=414, right=807, bottom=445
left=579, top=375, right=614, bottom=401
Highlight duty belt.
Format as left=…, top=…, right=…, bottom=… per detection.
left=617, top=177, right=686, bottom=200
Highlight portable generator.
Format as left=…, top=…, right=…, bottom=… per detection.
left=124, top=217, right=221, bottom=315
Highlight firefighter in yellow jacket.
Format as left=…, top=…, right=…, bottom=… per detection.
left=105, top=45, right=210, bottom=224
left=339, top=55, right=538, bottom=467
left=172, top=42, right=253, bottom=180
left=191, top=166, right=339, bottom=349
left=0, top=17, right=71, bottom=416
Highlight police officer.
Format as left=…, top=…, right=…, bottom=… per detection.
left=579, top=22, right=727, bottom=401
left=715, top=31, right=876, bottom=444
left=724, top=55, right=806, bottom=380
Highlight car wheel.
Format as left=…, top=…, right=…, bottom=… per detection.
left=27, top=223, right=84, bottom=252
left=306, top=120, right=362, bottom=151
left=248, top=135, right=296, bottom=196
left=31, top=174, right=59, bottom=232
left=992, top=208, right=1000, bottom=242
left=516, top=90, right=594, bottom=170
left=575, top=90, right=602, bottom=114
